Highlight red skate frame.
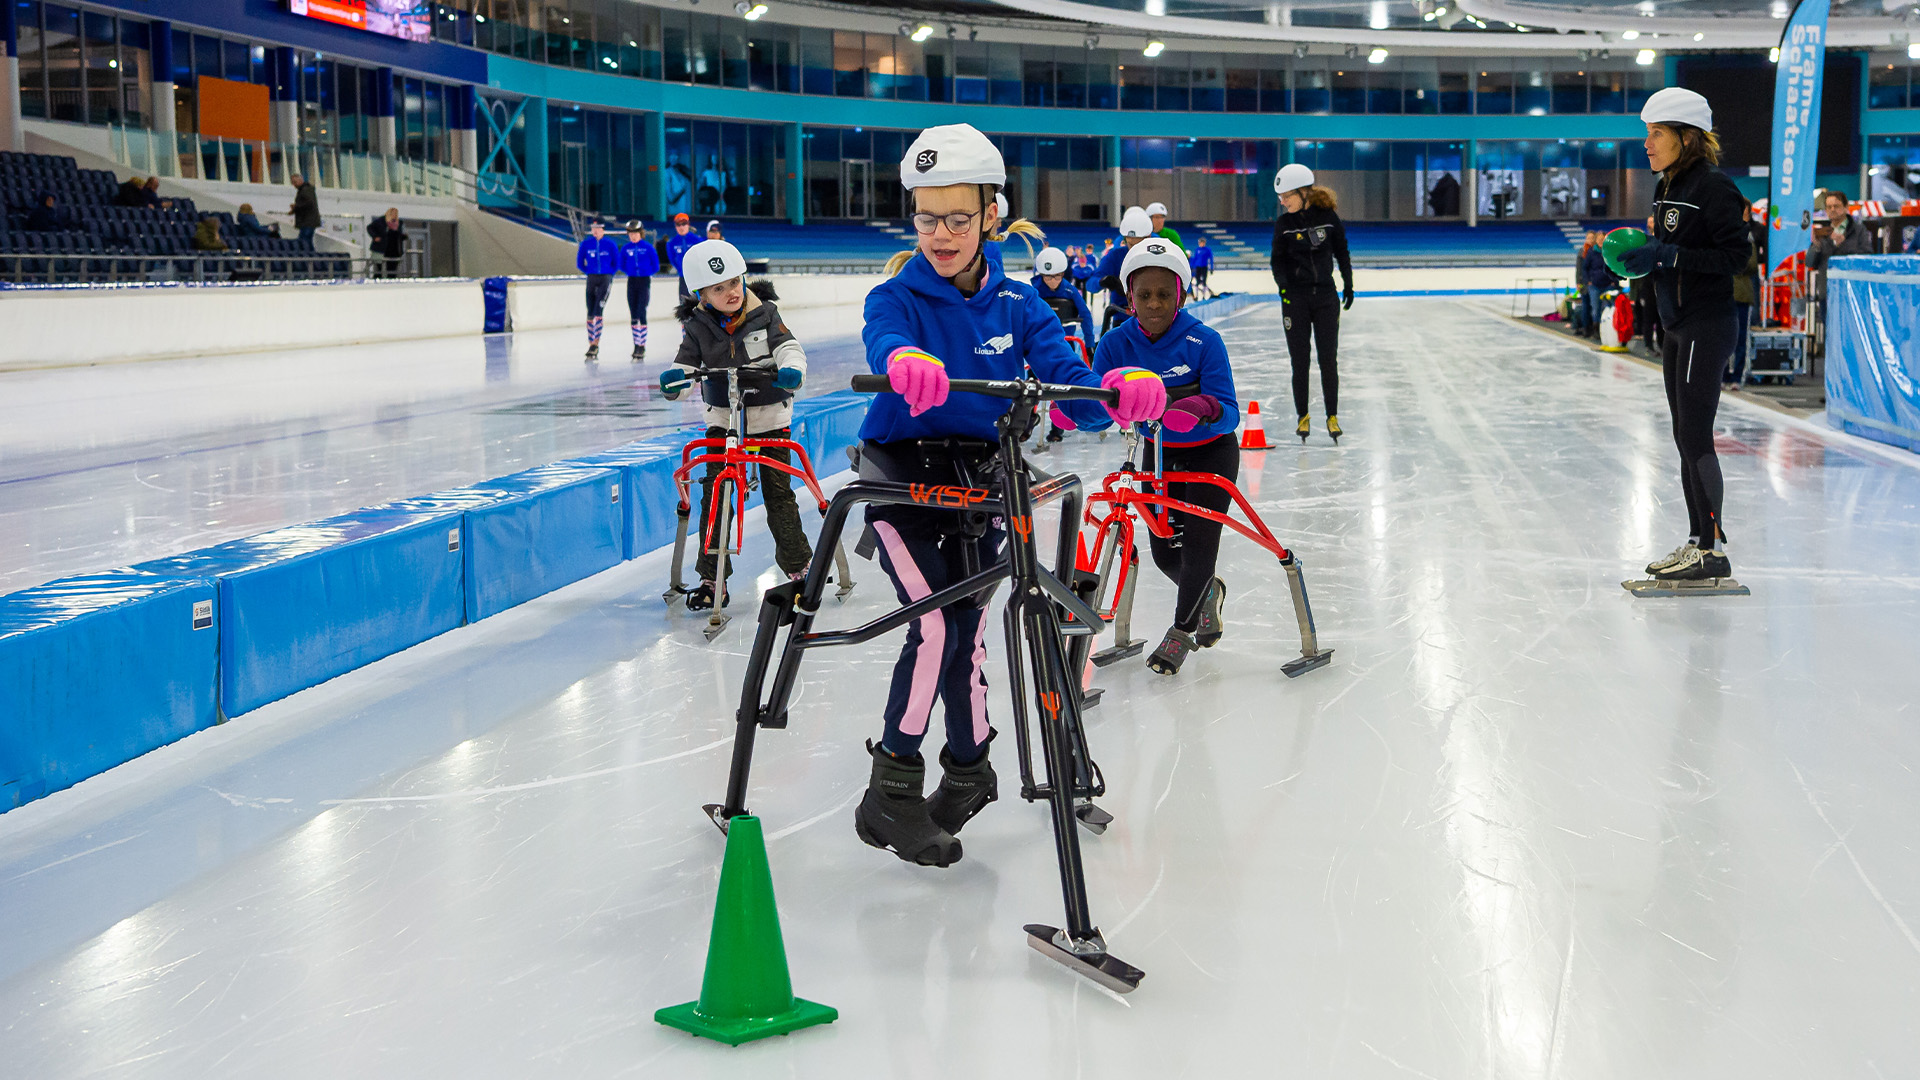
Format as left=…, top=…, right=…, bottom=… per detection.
left=1076, top=425, right=1332, bottom=677
left=670, top=434, right=834, bottom=560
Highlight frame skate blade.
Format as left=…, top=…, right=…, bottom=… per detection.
left=1024, top=925, right=1143, bottom=993
left=1074, top=801, right=1113, bottom=834
left=1091, top=641, right=1145, bottom=667
left=1622, top=578, right=1750, bottom=598
left=1282, top=649, right=1334, bottom=678
left=1079, top=686, right=1104, bottom=709
left=702, top=803, right=733, bottom=834
left=702, top=614, right=732, bottom=641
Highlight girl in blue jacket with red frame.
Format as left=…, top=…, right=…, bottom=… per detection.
left=1090, top=239, right=1241, bottom=676
left=854, top=123, right=1170, bottom=868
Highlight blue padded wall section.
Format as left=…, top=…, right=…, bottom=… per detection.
left=564, top=437, right=692, bottom=559
left=463, top=464, right=627, bottom=620
left=0, top=572, right=219, bottom=808
left=1825, top=256, right=1920, bottom=453
left=134, top=504, right=472, bottom=718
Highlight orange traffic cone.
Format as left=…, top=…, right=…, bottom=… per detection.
left=1239, top=400, right=1272, bottom=450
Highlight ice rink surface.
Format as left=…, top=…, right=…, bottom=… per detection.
left=2, top=298, right=1918, bottom=1077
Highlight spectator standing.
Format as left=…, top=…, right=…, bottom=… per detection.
left=289, top=174, right=321, bottom=245
left=1190, top=236, right=1215, bottom=296
left=1572, top=231, right=1594, bottom=334
left=1146, top=202, right=1184, bottom=250
left=1580, top=233, right=1618, bottom=341
left=575, top=219, right=621, bottom=361
left=367, top=208, right=405, bottom=278
left=1727, top=204, right=1760, bottom=384
left=705, top=219, right=724, bottom=242
left=664, top=212, right=700, bottom=299
left=618, top=219, right=660, bottom=361
left=1806, top=189, right=1871, bottom=270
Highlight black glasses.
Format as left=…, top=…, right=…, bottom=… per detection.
left=910, top=208, right=985, bottom=236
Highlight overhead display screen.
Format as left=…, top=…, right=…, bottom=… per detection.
left=286, top=0, right=430, bottom=44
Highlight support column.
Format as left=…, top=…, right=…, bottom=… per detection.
left=269, top=46, right=299, bottom=148
left=1107, top=134, right=1122, bottom=225
left=1466, top=138, right=1478, bottom=228
left=0, top=3, right=23, bottom=153
left=372, top=67, right=397, bottom=158
left=785, top=120, right=803, bottom=226
left=451, top=85, right=478, bottom=173
left=522, top=96, right=549, bottom=214
left=151, top=20, right=176, bottom=140
left=642, top=109, right=665, bottom=221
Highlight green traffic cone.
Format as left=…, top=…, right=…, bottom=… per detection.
left=654, top=815, right=838, bottom=1046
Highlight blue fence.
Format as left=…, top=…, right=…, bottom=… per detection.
left=1825, top=255, right=1920, bottom=453
left=0, top=392, right=871, bottom=811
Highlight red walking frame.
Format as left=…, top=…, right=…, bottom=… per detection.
left=1075, top=423, right=1333, bottom=678
left=663, top=365, right=853, bottom=641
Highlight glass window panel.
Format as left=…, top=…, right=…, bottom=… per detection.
left=1191, top=53, right=1224, bottom=112
left=799, top=28, right=832, bottom=95
left=690, top=13, right=721, bottom=85
left=1516, top=64, right=1550, bottom=114
left=1156, top=53, right=1190, bottom=111
left=1024, top=55, right=1055, bottom=108
left=83, top=10, right=117, bottom=127
left=1294, top=59, right=1330, bottom=113
left=718, top=17, right=748, bottom=88
left=1368, top=67, right=1402, bottom=114
left=988, top=42, right=1021, bottom=105
left=1087, top=50, right=1117, bottom=109
left=1868, top=60, right=1910, bottom=109
left=1591, top=65, right=1627, bottom=113
left=863, top=33, right=891, bottom=99
left=44, top=5, right=82, bottom=123
left=118, top=18, right=150, bottom=128
left=1119, top=59, right=1153, bottom=110
left=1260, top=64, right=1289, bottom=113
left=17, top=1, right=45, bottom=120
left=1403, top=57, right=1439, bottom=115
left=1330, top=66, right=1365, bottom=113
left=1552, top=61, right=1588, bottom=113
left=925, top=39, right=950, bottom=102
left=1475, top=62, right=1514, bottom=115
left=895, top=39, right=927, bottom=101
left=832, top=30, right=863, bottom=97
left=663, top=9, right=690, bottom=81
left=1226, top=65, right=1259, bottom=112
left=1057, top=51, right=1087, bottom=109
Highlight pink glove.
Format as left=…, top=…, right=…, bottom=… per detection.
left=1159, top=393, right=1223, bottom=434
left=886, top=348, right=948, bottom=417
left=1048, top=404, right=1077, bottom=431
left=1101, top=367, right=1167, bottom=426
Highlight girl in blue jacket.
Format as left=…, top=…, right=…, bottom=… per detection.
left=854, top=123, right=1170, bottom=868
left=1090, top=239, right=1241, bottom=676
left=575, top=220, right=621, bottom=361
left=618, top=220, right=661, bottom=361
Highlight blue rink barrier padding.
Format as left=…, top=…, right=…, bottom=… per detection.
left=0, top=390, right=875, bottom=810
left=460, top=464, right=627, bottom=621
left=1825, top=255, right=1920, bottom=453
left=133, top=505, right=473, bottom=718
left=0, top=572, right=219, bottom=808
left=1185, top=292, right=1270, bottom=322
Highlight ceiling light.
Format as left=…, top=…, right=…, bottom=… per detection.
left=745, top=2, right=766, bottom=16
left=1085, top=33, right=1100, bottom=48
left=1143, top=40, right=1165, bottom=57
left=1621, top=29, right=1639, bottom=39
left=1370, top=0, right=1389, bottom=29
left=1368, top=46, right=1389, bottom=63
left=1635, top=48, right=1656, bottom=64
left=1146, top=0, right=1166, bottom=14
left=911, top=23, right=933, bottom=40
left=1769, top=45, right=1780, bottom=61
left=1911, top=42, right=1920, bottom=58
left=1294, top=43, right=1310, bottom=57
left=1693, top=31, right=1703, bottom=39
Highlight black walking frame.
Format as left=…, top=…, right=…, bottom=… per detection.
left=706, top=371, right=1147, bottom=993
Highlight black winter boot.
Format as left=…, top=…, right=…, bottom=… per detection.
left=924, top=734, right=998, bottom=836
left=854, top=742, right=962, bottom=867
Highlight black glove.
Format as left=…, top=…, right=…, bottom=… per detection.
left=1618, top=241, right=1677, bottom=279
left=1342, top=286, right=1355, bottom=311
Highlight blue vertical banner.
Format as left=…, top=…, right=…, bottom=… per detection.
left=1767, top=0, right=1829, bottom=271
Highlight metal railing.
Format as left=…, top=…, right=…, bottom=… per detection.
left=0, top=249, right=421, bottom=286
left=108, top=126, right=467, bottom=201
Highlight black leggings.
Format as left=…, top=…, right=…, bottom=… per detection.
left=1145, top=434, right=1240, bottom=633
left=584, top=274, right=612, bottom=317
left=1661, top=314, right=1737, bottom=545
left=1283, top=289, right=1340, bottom=417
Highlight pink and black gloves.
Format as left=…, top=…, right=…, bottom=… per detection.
left=886, top=348, right=949, bottom=416
left=1101, top=367, right=1168, bottom=425
left=1158, top=393, right=1223, bottom=434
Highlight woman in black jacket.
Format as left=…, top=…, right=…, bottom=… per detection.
left=1270, top=163, right=1353, bottom=442
left=1615, top=86, right=1752, bottom=583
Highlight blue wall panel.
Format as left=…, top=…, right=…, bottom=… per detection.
left=1825, top=255, right=1920, bottom=452
left=135, top=505, right=471, bottom=718
left=0, top=572, right=219, bottom=808
left=463, top=465, right=626, bottom=620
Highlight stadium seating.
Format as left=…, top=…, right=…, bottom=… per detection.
left=0, top=151, right=346, bottom=284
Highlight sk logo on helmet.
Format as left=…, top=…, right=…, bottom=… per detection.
left=1146, top=242, right=1166, bottom=254
left=915, top=149, right=938, bottom=173
left=707, top=256, right=726, bottom=273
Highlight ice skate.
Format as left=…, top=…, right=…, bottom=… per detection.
left=1194, top=577, right=1227, bottom=648
left=1327, top=415, right=1342, bottom=442
left=1146, top=627, right=1197, bottom=675
left=1623, top=547, right=1747, bottom=597
left=1295, top=414, right=1310, bottom=443
left=1644, top=541, right=1697, bottom=576
left=583, top=343, right=599, bottom=362
left=854, top=743, right=962, bottom=867
left=631, top=345, right=645, bottom=362
left=685, top=580, right=728, bottom=611
left=924, top=738, right=997, bottom=837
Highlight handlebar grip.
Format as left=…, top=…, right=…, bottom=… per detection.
left=850, top=373, right=893, bottom=394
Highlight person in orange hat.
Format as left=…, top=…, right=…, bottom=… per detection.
left=665, top=212, right=700, bottom=298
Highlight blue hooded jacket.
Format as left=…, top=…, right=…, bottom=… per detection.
left=1093, top=242, right=1130, bottom=309
left=576, top=235, right=619, bottom=275
left=1032, top=273, right=1095, bottom=337
left=618, top=239, right=660, bottom=277
left=861, top=253, right=1113, bottom=443
left=665, top=230, right=701, bottom=274
left=1091, top=309, right=1239, bottom=448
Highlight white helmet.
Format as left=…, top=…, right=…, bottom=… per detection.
left=1120, top=237, right=1192, bottom=296
left=1274, top=163, right=1315, bottom=195
left=901, top=124, right=1005, bottom=189
left=682, top=239, right=747, bottom=292
left=1119, top=206, right=1154, bottom=238
left=995, top=192, right=1010, bottom=220
left=1641, top=86, right=1713, bottom=132
left=1034, top=246, right=1068, bottom=276
left=1145, top=201, right=1169, bottom=217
